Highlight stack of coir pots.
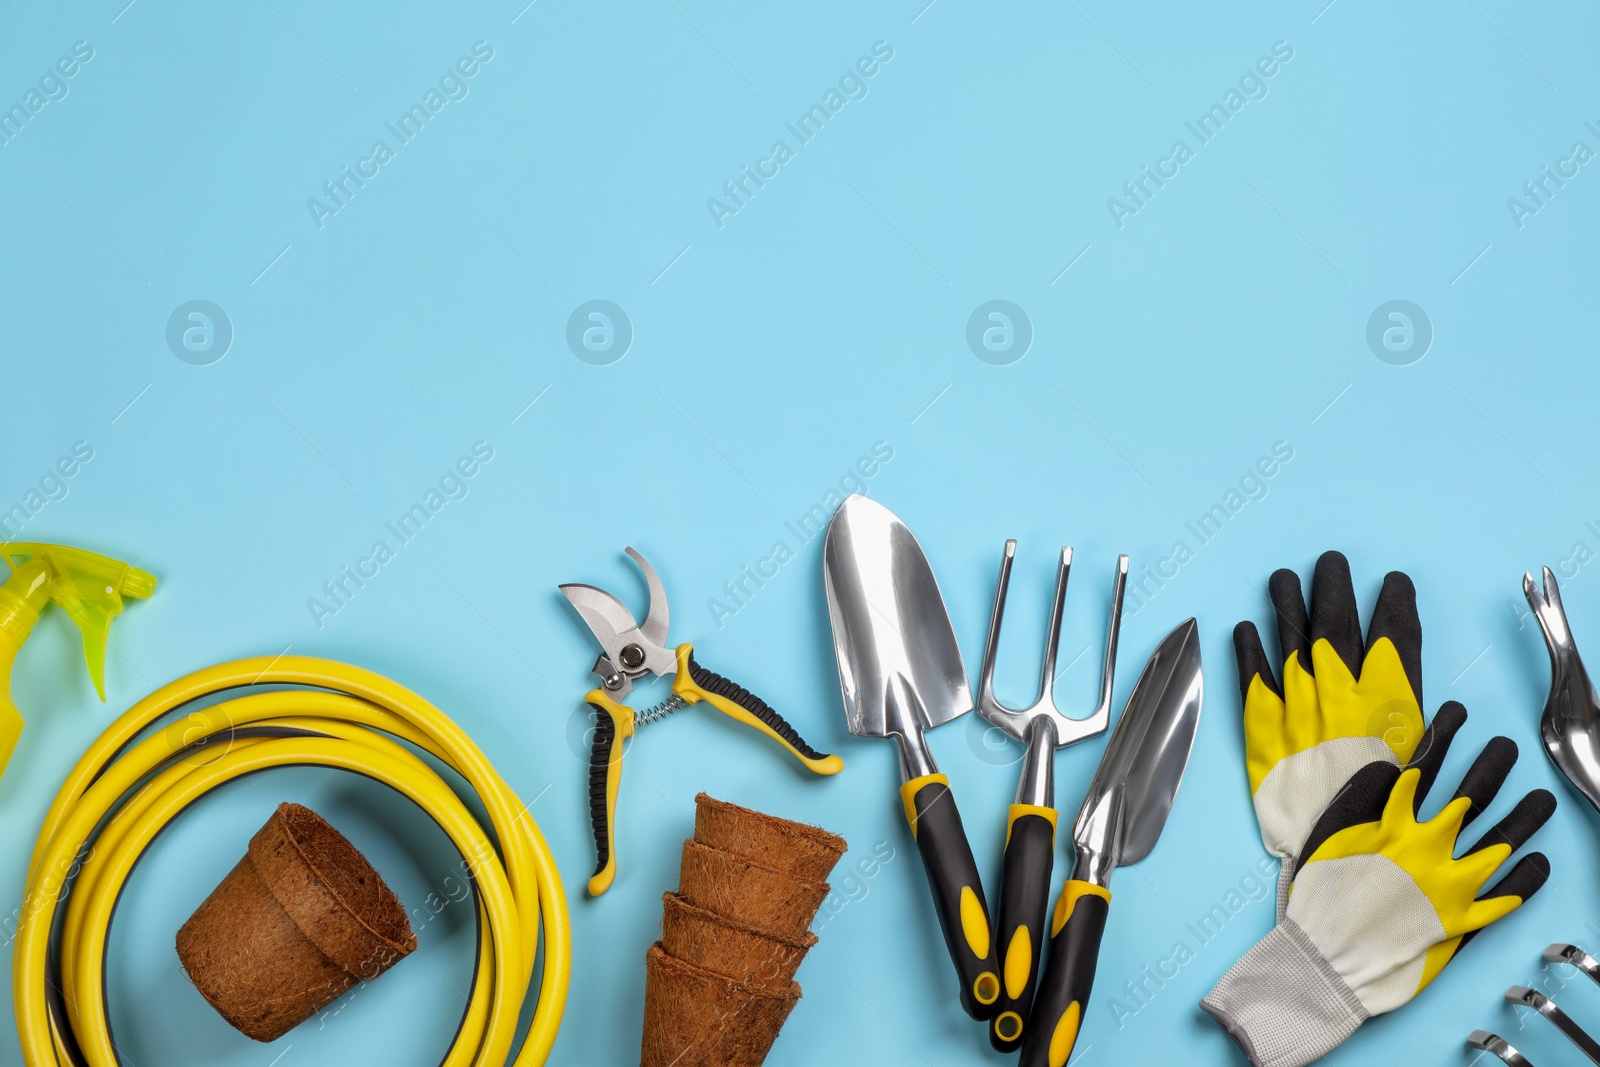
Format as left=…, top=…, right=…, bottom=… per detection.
left=642, top=793, right=847, bottom=1067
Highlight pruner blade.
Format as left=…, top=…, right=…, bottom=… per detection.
left=560, top=548, right=677, bottom=690
left=626, top=547, right=670, bottom=650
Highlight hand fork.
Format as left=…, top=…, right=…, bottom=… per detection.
left=976, top=541, right=1126, bottom=1052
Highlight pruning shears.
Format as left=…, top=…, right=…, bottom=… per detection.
left=560, top=547, right=843, bottom=897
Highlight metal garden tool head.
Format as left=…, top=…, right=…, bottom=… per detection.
left=1524, top=566, right=1600, bottom=815
left=1070, top=617, right=1203, bottom=881
left=823, top=495, right=973, bottom=780
left=976, top=540, right=1128, bottom=808
left=561, top=547, right=676, bottom=699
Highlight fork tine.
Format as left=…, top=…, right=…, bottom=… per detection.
left=1037, top=547, right=1073, bottom=706
left=978, top=540, right=1018, bottom=711
left=1090, top=555, right=1129, bottom=722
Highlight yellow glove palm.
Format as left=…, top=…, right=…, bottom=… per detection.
left=1245, top=635, right=1422, bottom=793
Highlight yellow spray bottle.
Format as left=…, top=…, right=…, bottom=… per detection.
left=0, top=543, right=156, bottom=779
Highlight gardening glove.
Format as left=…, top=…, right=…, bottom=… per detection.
left=1234, top=550, right=1426, bottom=916
left=1200, top=712, right=1556, bottom=1067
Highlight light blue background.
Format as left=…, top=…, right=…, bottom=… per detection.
left=2, top=1, right=1598, bottom=1064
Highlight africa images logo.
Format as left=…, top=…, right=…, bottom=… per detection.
left=1105, top=41, right=1295, bottom=229
left=705, top=41, right=895, bottom=229
left=306, top=42, right=495, bottom=230
left=0, top=40, right=94, bottom=147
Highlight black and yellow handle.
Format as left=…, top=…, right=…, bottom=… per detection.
left=900, top=774, right=1001, bottom=1020
left=584, top=691, right=636, bottom=897
left=1019, top=880, right=1111, bottom=1067
left=990, top=804, right=1059, bottom=1051
left=671, top=644, right=844, bottom=776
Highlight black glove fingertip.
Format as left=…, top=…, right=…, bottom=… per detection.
left=1233, top=621, right=1280, bottom=700
left=1459, top=853, right=1552, bottom=953
left=1310, top=551, right=1364, bottom=673
left=1465, top=788, right=1557, bottom=858
left=1481, top=851, right=1552, bottom=905
left=1366, top=570, right=1422, bottom=702
left=1268, top=568, right=1311, bottom=674
left=1406, top=701, right=1467, bottom=806
left=1451, top=737, right=1519, bottom=827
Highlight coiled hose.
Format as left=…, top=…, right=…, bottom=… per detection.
left=13, top=656, right=570, bottom=1066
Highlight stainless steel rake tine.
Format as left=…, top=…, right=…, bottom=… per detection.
left=1508, top=987, right=1600, bottom=1064
left=1469, top=1029, right=1537, bottom=1066
left=1546, top=944, right=1600, bottom=989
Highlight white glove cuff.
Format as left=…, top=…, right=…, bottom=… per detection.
left=1199, top=919, right=1369, bottom=1067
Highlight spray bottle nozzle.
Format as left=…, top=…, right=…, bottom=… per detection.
left=0, top=543, right=157, bottom=700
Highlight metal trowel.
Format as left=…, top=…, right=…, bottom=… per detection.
left=1524, top=567, right=1600, bottom=814
left=822, top=495, right=1001, bottom=1019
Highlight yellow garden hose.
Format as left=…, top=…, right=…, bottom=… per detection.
left=13, top=655, right=570, bottom=1066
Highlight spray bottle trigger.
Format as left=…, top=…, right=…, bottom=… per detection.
left=0, top=544, right=157, bottom=700
left=65, top=600, right=114, bottom=701
left=61, top=560, right=156, bottom=700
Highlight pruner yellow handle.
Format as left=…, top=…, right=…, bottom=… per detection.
left=584, top=690, right=635, bottom=897
left=584, top=646, right=838, bottom=899
left=669, top=644, right=843, bottom=776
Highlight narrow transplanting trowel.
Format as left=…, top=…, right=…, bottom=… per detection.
left=1019, top=617, right=1202, bottom=1067
left=823, top=495, right=1001, bottom=1020
left=1525, top=567, right=1600, bottom=816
